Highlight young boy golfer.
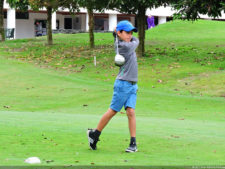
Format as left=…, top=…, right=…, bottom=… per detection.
left=87, top=20, right=139, bottom=153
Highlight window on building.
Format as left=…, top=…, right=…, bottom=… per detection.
left=154, top=16, right=159, bottom=25
left=34, top=20, right=47, bottom=36
left=64, top=18, right=72, bottom=29
left=4, top=11, right=7, bottom=19
left=16, top=12, right=29, bottom=19
left=166, top=17, right=173, bottom=22
left=56, top=20, right=60, bottom=29
left=94, top=17, right=108, bottom=31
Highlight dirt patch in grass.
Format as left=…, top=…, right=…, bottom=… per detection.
left=177, top=71, right=225, bottom=97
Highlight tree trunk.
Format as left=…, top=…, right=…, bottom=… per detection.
left=137, top=7, right=146, bottom=57
left=0, top=0, right=5, bottom=41
left=47, top=6, right=53, bottom=45
left=88, top=7, right=94, bottom=48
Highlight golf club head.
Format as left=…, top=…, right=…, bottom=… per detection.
left=115, top=54, right=125, bottom=66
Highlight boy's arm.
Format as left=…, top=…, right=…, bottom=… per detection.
left=118, top=37, right=139, bottom=57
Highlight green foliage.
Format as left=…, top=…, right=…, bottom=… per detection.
left=108, top=0, right=168, bottom=56
left=77, top=0, right=109, bottom=11
left=110, top=0, right=164, bottom=14
left=6, top=0, right=29, bottom=11
left=26, top=0, right=79, bottom=12
left=171, top=0, right=225, bottom=20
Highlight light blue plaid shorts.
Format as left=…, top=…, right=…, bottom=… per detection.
left=110, top=79, right=138, bottom=112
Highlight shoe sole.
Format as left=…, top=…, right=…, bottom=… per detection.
left=87, top=129, right=95, bottom=150
left=125, top=149, right=138, bottom=153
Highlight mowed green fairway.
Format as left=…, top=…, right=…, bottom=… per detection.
left=0, top=20, right=225, bottom=166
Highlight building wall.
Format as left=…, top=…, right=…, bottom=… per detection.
left=16, top=12, right=47, bottom=39
left=3, top=1, right=224, bottom=39
left=3, top=12, right=140, bottom=39
left=81, top=14, right=86, bottom=31
left=4, top=11, right=86, bottom=39
left=4, top=19, right=7, bottom=28
left=16, top=19, right=34, bottom=39
left=57, top=13, right=64, bottom=29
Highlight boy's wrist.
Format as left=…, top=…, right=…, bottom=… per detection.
left=113, top=32, right=117, bottom=37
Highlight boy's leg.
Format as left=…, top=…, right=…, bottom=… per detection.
left=96, top=108, right=117, bottom=131
left=126, top=107, right=136, bottom=137
left=87, top=108, right=117, bottom=150
left=125, top=107, right=137, bottom=153
left=123, top=83, right=138, bottom=152
left=87, top=80, right=126, bottom=150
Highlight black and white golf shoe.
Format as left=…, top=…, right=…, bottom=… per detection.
left=87, top=128, right=99, bottom=150
left=125, top=144, right=138, bottom=153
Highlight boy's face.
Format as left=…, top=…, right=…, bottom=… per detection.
left=117, top=31, right=133, bottom=42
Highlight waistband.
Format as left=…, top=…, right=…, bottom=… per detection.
left=116, top=79, right=137, bottom=85
left=127, top=81, right=137, bottom=85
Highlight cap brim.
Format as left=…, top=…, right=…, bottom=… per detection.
left=123, top=27, right=138, bottom=32
left=132, top=28, right=138, bottom=32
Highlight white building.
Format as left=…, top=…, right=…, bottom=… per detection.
left=3, top=0, right=225, bottom=39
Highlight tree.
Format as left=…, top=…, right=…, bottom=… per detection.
left=7, top=0, right=79, bottom=45
left=110, top=0, right=164, bottom=57
left=78, top=0, right=95, bottom=48
left=0, top=0, right=5, bottom=41
left=7, top=0, right=55, bottom=45
left=28, top=0, right=78, bottom=45
left=29, top=0, right=79, bottom=45
left=77, top=0, right=109, bottom=49
left=171, top=0, right=225, bottom=20
left=111, top=0, right=225, bottom=56
left=2, top=0, right=29, bottom=41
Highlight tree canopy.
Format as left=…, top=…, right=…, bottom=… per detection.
left=6, top=0, right=79, bottom=45
left=109, top=0, right=225, bottom=56
left=109, top=0, right=166, bottom=56
left=171, top=0, right=225, bottom=20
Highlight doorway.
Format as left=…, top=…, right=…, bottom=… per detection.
left=34, top=20, right=47, bottom=36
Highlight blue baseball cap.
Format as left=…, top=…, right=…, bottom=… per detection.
left=116, top=20, right=138, bottom=32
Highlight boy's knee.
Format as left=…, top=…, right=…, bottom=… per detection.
left=126, top=108, right=135, bottom=117
left=107, top=108, right=117, bottom=116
